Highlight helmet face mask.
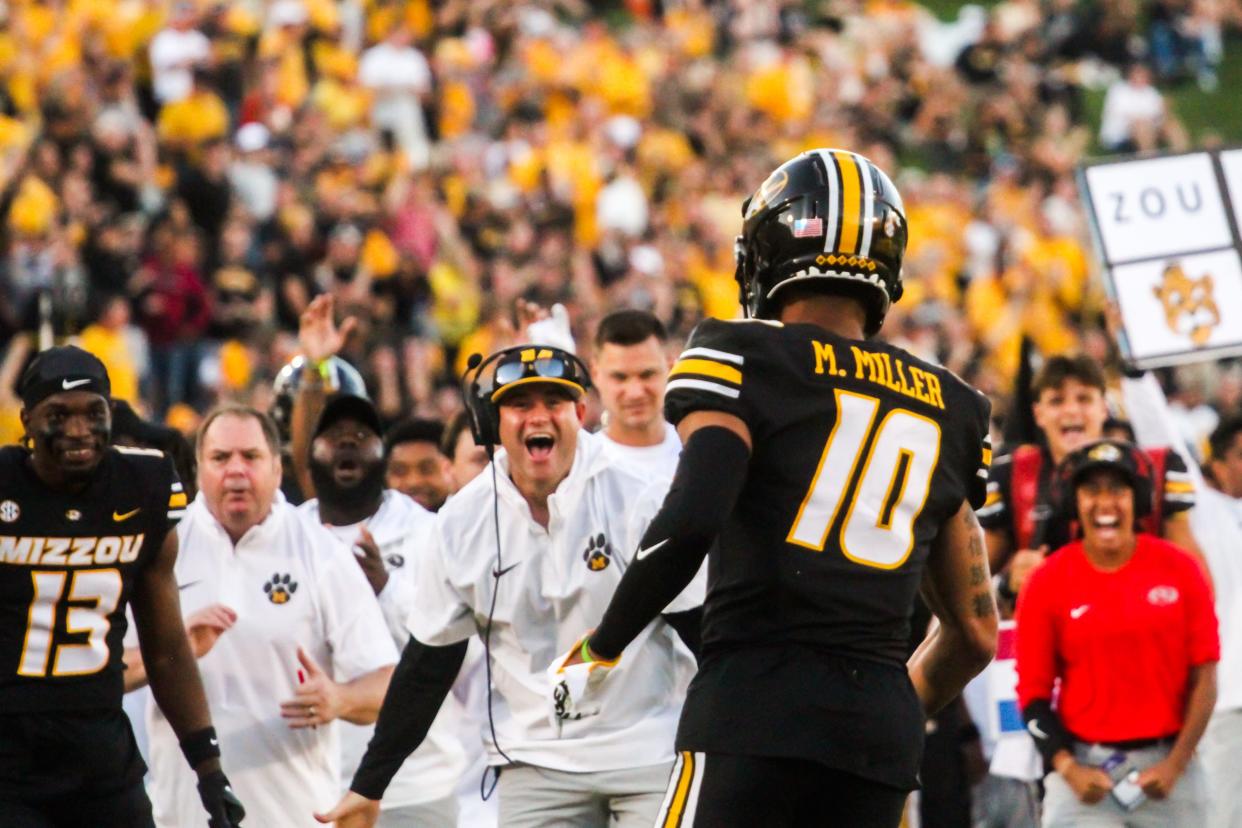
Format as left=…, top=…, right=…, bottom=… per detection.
left=735, top=149, right=907, bottom=335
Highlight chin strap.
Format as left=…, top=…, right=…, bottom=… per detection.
left=734, top=234, right=751, bottom=318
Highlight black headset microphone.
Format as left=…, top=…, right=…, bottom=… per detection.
left=459, top=351, right=514, bottom=801
left=458, top=346, right=594, bottom=799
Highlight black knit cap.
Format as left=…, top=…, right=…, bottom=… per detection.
left=19, top=346, right=111, bottom=410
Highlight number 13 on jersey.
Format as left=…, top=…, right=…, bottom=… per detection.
left=787, top=389, right=941, bottom=569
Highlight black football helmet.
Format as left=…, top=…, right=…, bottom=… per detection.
left=270, top=355, right=368, bottom=441
left=735, top=149, right=907, bottom=335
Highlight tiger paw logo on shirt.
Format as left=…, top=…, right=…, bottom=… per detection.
left=263, top=573, right=298, bottom=604
left=583, top=533, right=611, bottom=572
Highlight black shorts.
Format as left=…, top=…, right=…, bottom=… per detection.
left=676, top=647, right=925, bottom=791
left=655, top=751, right=908, bottom=828
left=0, top=708, right=152, bottom=826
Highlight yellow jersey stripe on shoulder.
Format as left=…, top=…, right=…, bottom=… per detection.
left=1164, top=481, right=1195, bottom=494
left=982, top=447, right=993, bottom=466
left=670, top=358, right=742, bottom=385
left=169, top=492, right=188, bottom=509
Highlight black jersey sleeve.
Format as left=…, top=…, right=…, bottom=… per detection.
left=664, top=318, right=759, bottom=428
left=976, top=453, right=1012, bottom=531
left=968, top=391, right=994, bottom=510
left=1158, top=448, right=1195, bottom=516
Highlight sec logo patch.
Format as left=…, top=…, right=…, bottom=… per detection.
left=0, top=500, right=19, bottom=523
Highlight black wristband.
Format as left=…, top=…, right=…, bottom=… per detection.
left=180, top=726, right=221, bottom=768
left=1022, top=698, right=1072, bottom=767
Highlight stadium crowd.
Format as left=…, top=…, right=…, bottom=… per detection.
left=3, top=0, right=1242, bottom=826
left=0, top=0, right=1239, bottom=436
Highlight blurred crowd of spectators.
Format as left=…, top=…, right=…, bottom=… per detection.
left=1, top=0, right=1241, bottom=451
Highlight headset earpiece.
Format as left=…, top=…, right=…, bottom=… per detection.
left=460, top=347, right=591, bottom=453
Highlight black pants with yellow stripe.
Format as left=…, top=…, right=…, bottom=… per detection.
left=656, top=751, right=908, bottom=828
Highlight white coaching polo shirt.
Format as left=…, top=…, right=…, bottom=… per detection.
left=407, top=430, right=701, bottom=773
left=146, top=494, right=397, bottom=828
left=600, top=421, right=682, bottom=482
left=300, top=489, right=475, bottom=810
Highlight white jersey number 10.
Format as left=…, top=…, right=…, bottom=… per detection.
left=787, top=390, right=942, bottom=569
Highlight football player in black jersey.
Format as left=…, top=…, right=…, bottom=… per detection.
left=563, top=150, right=999, bottom=827
left=0, top=346, right=244, bottom=827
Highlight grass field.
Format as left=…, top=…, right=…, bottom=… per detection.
left=913, top=1, right=1242, bottom=149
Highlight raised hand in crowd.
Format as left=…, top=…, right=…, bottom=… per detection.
left=299, top=293, right=358, bottom=365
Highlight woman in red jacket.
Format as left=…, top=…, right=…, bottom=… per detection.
left=1016, top=439, right=1217, bottom=827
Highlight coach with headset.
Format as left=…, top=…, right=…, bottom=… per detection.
left=316, top=344, right=703, bottom=828
left=1017, top=439, right=1217, bottom=827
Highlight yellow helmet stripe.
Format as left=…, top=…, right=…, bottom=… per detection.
left=833, top=150, right=863, bottom=255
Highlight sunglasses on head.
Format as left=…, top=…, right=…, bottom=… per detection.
left=494, top=356, right=573, bottom=387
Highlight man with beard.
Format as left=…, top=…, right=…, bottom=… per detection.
left=0, top=346, right=243, bottom=827
left=299, top=395, right=476, bottom=827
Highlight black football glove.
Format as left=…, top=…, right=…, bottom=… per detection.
left=198, top=769, right=245, bottom=827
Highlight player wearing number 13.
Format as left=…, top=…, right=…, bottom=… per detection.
left=0, top=347, right=243, bottom=827
left=572, top=150, right=1000, bottom=827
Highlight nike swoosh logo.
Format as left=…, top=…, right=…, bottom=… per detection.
left=1070, top=605, right=1090, bottom=619
left=493, top=562, right=521, bottom=578
left=62, top=378, right=92, bottom=390
left=635, top=538, right=669, bottom=561
left=113, top=507, right=141, bottom=522
left=1027, top=720, right=1048, bottom=740
left=178, top=580, right=202, bottom=591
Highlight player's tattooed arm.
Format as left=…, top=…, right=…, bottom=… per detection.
left=909, top=501, right=999, bottom=715
left=966, top=525, right=995, bottom=618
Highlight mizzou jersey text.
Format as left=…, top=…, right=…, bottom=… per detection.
left=0, top=445, right=184, bottom=713
left=664, top=318, right=991, bottom=789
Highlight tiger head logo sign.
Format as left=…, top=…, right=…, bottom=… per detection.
left=1152, top=263, right=1220, bottom=347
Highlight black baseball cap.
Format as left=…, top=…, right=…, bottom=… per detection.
left=1063, top=439, right=1146, bottom=491
left=314, top=394, right=383, bottom=439
left=19, top=346, right=111, bottom=410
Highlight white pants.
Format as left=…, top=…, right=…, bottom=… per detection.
left=1200, top=708, right=1242, bottom=828
left=1042, top=742, right=1207, bottom=828
left=496, top=762, right=673, bottom=828
left=376, top=795, right=457, bottom=827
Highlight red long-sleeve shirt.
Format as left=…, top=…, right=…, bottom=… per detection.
left=1016, top=535, right=1218, bottom=744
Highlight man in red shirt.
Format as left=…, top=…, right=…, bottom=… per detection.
left=1017, top=438, right=1218, bottom=827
